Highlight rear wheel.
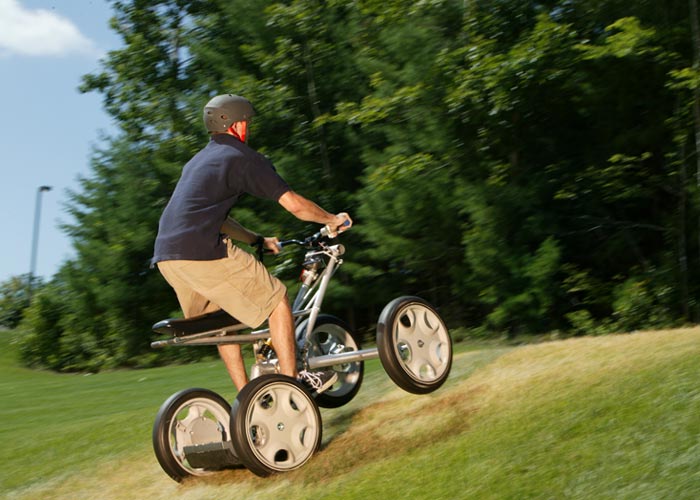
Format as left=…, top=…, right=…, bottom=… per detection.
left=152, top=388, right=239, bottom=482
left=376, top=296, right=452, bottom=394
left=230, top=374, right=322, bottom=477
left=297, top=315, right=364, bottom=408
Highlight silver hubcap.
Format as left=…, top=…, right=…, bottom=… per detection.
left=245, top=382, right=320, bottom=471
left=393, top=304, right=450, bottom=382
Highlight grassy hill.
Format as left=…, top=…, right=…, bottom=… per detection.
left=2, top=328, right=699, bottom=499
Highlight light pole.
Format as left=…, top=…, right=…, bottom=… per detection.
left=29, top=185, right=52, bottom=293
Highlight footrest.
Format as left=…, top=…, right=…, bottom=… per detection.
left=152, top=310, right=242, bottom=337
left=182, top=441, right=240, bottom=470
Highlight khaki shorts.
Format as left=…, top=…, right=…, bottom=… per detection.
left=157, top=243, right=286, bottom=328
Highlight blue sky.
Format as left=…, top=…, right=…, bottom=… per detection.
left=0, top=0, right=121, bottom=283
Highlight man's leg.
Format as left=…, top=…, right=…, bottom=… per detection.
left=177, top=287, right=250, bottom=390
left=267, top=293, right=297, bottom=378
left=218, top=344, right=249, bottom=391
left=221, top=295, right=295, bottom=388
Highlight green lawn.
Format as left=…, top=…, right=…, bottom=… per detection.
left=2, top=328, right=699, bottom=499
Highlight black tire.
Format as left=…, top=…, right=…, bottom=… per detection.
left=152, top=388, right=237, bottom=482
left=230, top=374, right=322, bottom=477
left=376, top=296, right=452, bottom=394
left=297, top=314, right=364, bottom=408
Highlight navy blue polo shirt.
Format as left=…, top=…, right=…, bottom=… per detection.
left=152, top=134, right=290, bottom=264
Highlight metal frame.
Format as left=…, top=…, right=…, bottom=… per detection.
left=151, top=241, right=379, bottom=368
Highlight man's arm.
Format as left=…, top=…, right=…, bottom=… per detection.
left=220, top=217, right=259, bottom=245
left=278, top=191, right=352, bottom=231
left=221, top=217, right=281, bottom=253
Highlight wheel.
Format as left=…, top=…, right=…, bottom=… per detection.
left=152, top=388, right=239, bottom=482
left=376, top=296, right=452, bottom=394
left=297, top=314, right=364, bottom=408
left=230, top=374, right=322, bottom=477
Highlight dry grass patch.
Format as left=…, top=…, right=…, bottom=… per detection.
left=462, top=327, right=700, bottom=411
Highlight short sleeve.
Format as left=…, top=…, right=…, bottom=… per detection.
left=238, top=154, right=290, bottom=201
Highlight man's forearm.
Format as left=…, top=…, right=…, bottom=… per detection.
left=278, top=190, right=337, bottom=226
left=220, top=217, right=259, bottom=245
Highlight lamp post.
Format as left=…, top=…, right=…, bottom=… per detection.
left=29, top=185, right=52, bottom=294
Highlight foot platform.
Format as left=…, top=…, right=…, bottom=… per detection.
left=182, top=441, right=241, bottom=470
left=152, top=310, right=242, bottom=337
left=150, top=310, right=273, bottom=349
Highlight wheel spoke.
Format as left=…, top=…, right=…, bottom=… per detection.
left=406, top=355, right=423, bottom=377
left=408, top=353, right=433, bottom=380
left=174, top=420, right=189, bottom=434
left=428, top=339, right=448, bottom=366
left=396, top=325, right=419, bottom=348
left=397, top=308, right=417, bottom=337
left=190, top=403, right=206, bottom=419
left=254, top=432, right=280, bottom=464
left=288, top=423, right=315, bottom=461
left=285, top=391, right=309, bottom=416
left=420, top=310, right=440, bottom=335
left=177, top=404, right=202, bottom=432
left=251, top=387, right=281, bottom=425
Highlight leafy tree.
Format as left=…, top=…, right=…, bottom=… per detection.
left=18, top=282, right=66, bottom=369
left=0, top=275, right=41, bottom=329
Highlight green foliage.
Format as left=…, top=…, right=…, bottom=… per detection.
left=20, top=0, right=700, bottom=370
left=576, top=17, right=659, bottom=60
left=612, top=275, right=677, bottom=332
left=17, top=282, right=66, bottom=370
left=0, top=275, right=40, bottom=329
left=355, top=153, right=464, bottom=309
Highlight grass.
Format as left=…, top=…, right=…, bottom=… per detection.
left=2, top=327, right=700, bottom=499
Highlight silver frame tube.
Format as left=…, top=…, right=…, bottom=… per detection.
left=306, top=347, right=379, bottom=370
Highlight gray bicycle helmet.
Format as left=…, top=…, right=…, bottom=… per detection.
left=203, top=94, right=256, bottom=134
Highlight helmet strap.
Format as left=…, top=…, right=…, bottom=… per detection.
left=228, top=121, right=248, bottom=143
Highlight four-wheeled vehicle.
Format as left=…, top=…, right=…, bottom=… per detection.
left=150, top=226, right=453, bottom=481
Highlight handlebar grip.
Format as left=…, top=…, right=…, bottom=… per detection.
left=321, top=219, right=351, bottom=238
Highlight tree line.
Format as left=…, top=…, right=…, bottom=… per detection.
left=3, top=0, right=700, bottom=371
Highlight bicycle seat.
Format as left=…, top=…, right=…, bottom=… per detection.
left=152, top=309, right=242, bottom=337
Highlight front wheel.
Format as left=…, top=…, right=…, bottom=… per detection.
left=152, top=388, right=239, bottom=482
left=376, top=296, right=452, bottom=394
left=230, top=374, right=322, bottom=477
left=297, top=314, right=364, bottom=408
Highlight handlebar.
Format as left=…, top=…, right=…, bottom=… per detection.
left=277, top=220, right=351, bottom=250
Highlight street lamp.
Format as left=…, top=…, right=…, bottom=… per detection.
left=29, top=185, right=52, bottom=292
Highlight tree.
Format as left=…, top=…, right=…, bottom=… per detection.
left=0, top=275, right=41, bottom=329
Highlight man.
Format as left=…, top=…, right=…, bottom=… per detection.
left=152, top=94, right=352, bottom=394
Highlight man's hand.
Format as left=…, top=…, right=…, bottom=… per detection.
left=326, top=213, right=353, bottom=237
left=263, top=236, right=281, bottom=254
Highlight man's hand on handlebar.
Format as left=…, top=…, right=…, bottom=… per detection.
left=325, top=213, right=352, bottom=238
left=273, top=214, right=353, bottom=252
left=263, top=236, right=282, bottom=255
